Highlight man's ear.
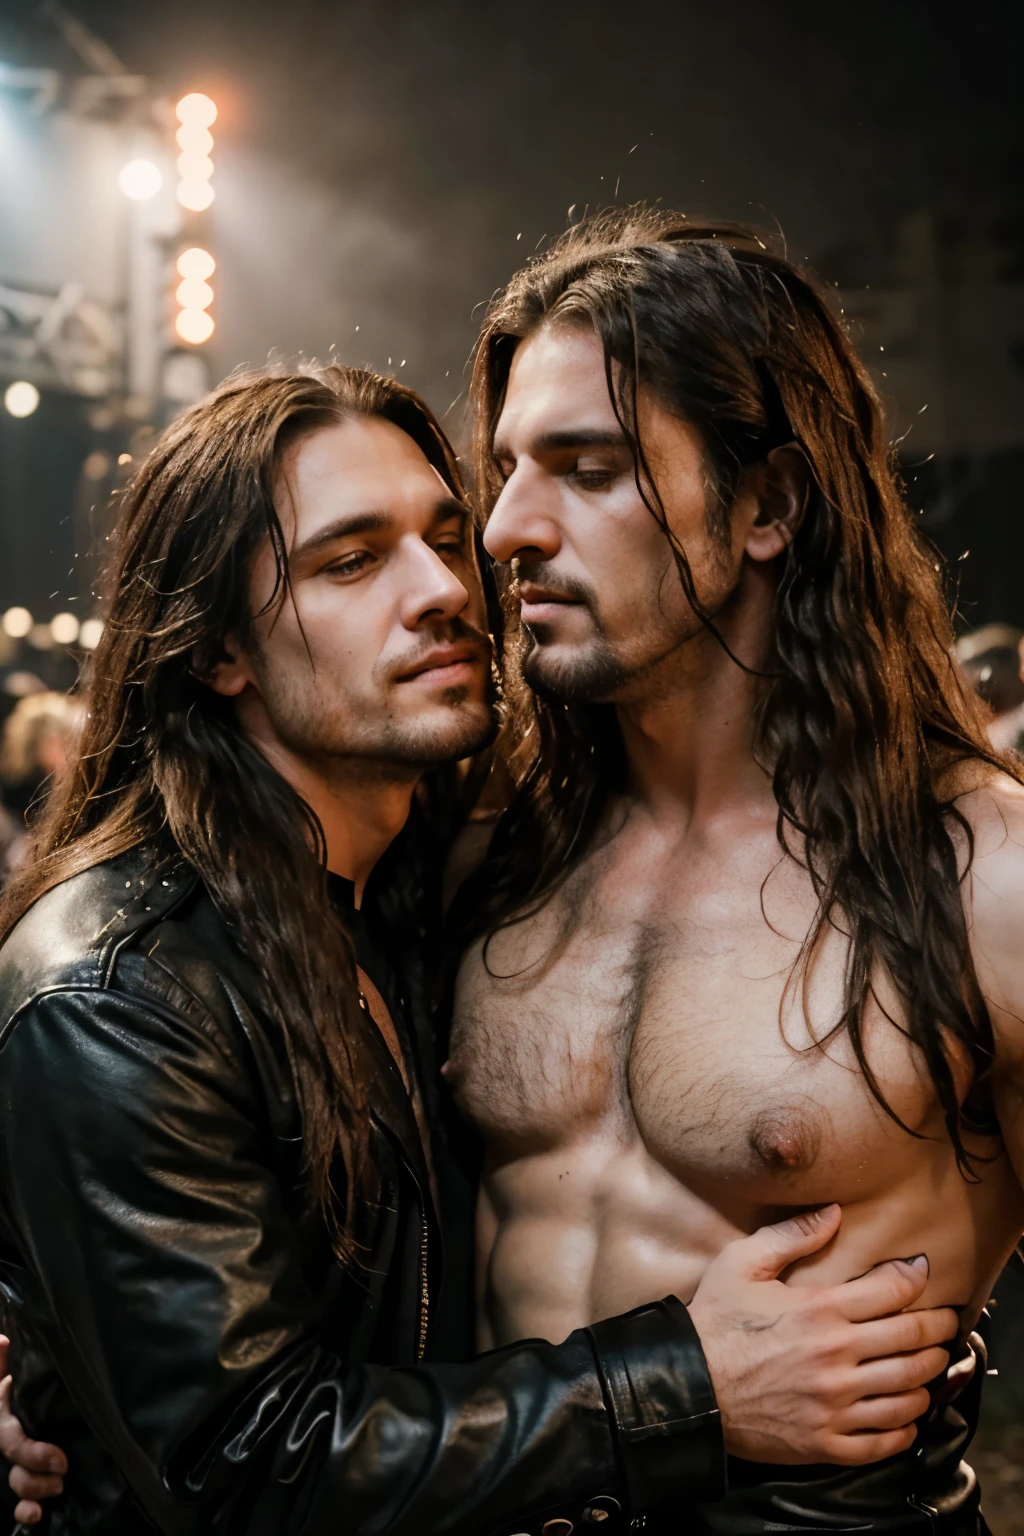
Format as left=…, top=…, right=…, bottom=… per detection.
left=195, top=637, right=252, bottom=699
left=744, top=444, right=811, bottom=564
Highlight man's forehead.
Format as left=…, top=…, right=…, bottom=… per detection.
left=494, top=326, right=620, bottom=452
left=279, top=418, right=453, bottom=533
left=286, top=415, right=430, bottom=486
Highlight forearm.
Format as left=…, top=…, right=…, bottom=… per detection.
left=172, top=1304, right=721, bottom=1535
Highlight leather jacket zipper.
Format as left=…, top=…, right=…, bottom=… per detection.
left=417, top=1212, right=430, bottom=1360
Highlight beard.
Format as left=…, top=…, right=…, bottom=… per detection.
left=515, top=560, right=634, bottom=704
left=362, top=692, right=498, bottom=772
left=250, top=623, right=499, bottom=782
left=520, top=624, right=633, bottom=704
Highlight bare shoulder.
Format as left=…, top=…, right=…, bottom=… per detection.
left=953, top=769, right=1024, bottom=1050
left=954, top=768, right=1024, bottom=889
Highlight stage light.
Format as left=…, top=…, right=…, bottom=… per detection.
left=176, top=151, right=214, bottom=183
left=173, top=96, right=216, bottom=339
left=50, top=612, right=80, bottom=646
left=79, top=618, right=104, bottom=651
left=175, top=123, right=213, bottom=155
left=3, top=380, right=40, bottom=417
left=176, top=93, right=217, bottom=127
left=175, top=308, right=215, bottom=344
left=175, top=277, right=213, bottom=310
left=1, top=606, right=32, bottom=639
left=119, top=158, right=162, bottom=201
left=177, top=179, right=214, bottom=212
left=175, top=93, right=215, bottom=213
left=176, top=247, right=215, bottom=281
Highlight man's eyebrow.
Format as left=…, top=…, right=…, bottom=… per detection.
left=292, top=510, right=391, bottom=558
left=492, top=428, right=629, bottom=460
left=428, top=496, right=471, bottom=529
left=291, top=498, right=468, bottom=560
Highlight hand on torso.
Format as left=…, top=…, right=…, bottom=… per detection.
left=449, top=799, right=1024, bottom=1347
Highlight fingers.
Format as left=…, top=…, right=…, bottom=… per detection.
left=851, top=1306, right=959, bottom=1362
left=0, top=1375, right=68, bottom=1475
left=726, top=1204, right=842, bottom=1282
left=824, top=1425, right=919, bottom=1466
left=852, top=1345, right=951, bottom=1400
left=15, top=1497, right=44, bottom=1527
left=10, top=1463, right=64, bottom=1501
left=829, top=1254, right=930, bottom=1322
left=0, top=1336, right=7, bottom=1376
left=838, top=1389, right=932, bottom=1433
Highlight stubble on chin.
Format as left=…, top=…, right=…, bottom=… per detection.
left=396, top=696, right=498, bottom=766
left=519, top=629, right=631, bottom=705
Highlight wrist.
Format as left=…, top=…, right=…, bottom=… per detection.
left=586, top=1297, right=726, bottom=1510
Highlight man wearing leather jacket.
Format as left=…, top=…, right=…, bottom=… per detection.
left=0, top=363, right=960, bottom=1535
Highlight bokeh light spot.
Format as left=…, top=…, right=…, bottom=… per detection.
left=3, top=381, right=40, bottom=418
left=176, top=93, right=217, bottom=127
left=176, top=247, right=215, bottom=281
left=119, top=159, right=163, bottom=201
left=175, top=309, right=215, bottom=344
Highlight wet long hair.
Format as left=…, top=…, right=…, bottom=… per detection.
left=0, top=363, right=468, bottom=1260
left=468, top=206, right=1016, bottom=1171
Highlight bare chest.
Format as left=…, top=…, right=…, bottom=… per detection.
left=449, top=846, right=937, bottom=1204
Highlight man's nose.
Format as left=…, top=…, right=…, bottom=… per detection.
left=398, top=536, right=470, bottom=629
left=482, top=467, right=561, bottom=566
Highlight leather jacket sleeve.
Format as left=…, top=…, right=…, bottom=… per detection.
left=0, top=984, right=724, bottom=1535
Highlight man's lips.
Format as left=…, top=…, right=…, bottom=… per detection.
left=518, top=582, right=583, bottom=623
left=395, top=642, right=485, bottom=683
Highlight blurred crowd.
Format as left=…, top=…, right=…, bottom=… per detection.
left=0, top=675, right=83, bottom=882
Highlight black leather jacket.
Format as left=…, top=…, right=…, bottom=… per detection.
left=0, top=850, right=725, bottom=1534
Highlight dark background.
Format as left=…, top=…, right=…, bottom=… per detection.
left=2, top=0, right=1024, bottom=625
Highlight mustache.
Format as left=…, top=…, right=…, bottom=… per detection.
left=514, top=560, right=597, bottom=609
left=384, top=618, right=491, bottom=680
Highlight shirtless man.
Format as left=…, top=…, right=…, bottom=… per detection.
left=0, top=222, right=1004, bottom=1532
left=448, top=210, right=1024, bottom=1531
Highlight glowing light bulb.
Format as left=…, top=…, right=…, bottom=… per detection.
left=175, top=309, right=215, bottom=344
left=176, top=247, right=215, bottom=281
left=177, top=180, right=215, bottom=212
left=50, top=612, right=80, bottom=645
left=176, top=123, right=213, bottom=155
left=3, top=380, right=40, bottom=417
left=176, top=151, right=214, bottom=182
left=175, top=277, right=213, bottom=310
left=1, top=606, right=32, bottom=639
left=175, top=93, right=217, bottom=127
left=119, top=158, right=162, bottom=200
left=79, top=618, right=104, bottom=651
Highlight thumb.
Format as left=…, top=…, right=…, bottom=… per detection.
left=732, top=1204, right=842, bottom=1281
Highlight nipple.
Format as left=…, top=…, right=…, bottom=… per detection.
left=748, top=1108, right=820, bottom=1172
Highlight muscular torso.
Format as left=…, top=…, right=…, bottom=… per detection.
left=449, top=798, right=1024, bottom=1350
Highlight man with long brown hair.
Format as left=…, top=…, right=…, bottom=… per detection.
left=0, top=359, right=957, bottom=1534
left=445, top=208, right=1024, bottom=1532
